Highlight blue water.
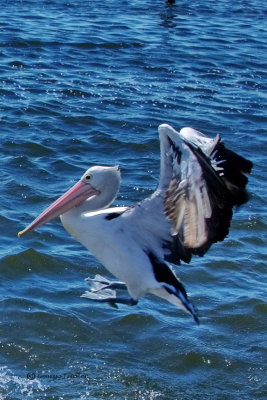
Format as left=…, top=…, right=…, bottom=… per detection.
left=1, top=0, right=266, bottom=398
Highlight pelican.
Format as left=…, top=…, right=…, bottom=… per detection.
left=18, top=124, right=253, bottom=323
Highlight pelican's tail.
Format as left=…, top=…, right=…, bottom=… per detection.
left=150, top=284, right=199, bottom=324
left=148, top=252, right=199, bottom=324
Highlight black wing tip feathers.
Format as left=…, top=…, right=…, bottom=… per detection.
left=213, top=141, right=253, bottom=207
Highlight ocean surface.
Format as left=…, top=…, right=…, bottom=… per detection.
left=1, top=0, right=266, bottom=399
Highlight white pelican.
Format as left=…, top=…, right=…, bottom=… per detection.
left=18, top=124, right=253, bottom=323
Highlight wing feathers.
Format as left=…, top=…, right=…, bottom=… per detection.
left=163, top=133, right=214, bottom=249
left=158, top=124, right=253, bottom=261
left=125, top=124, right=252, bottom=267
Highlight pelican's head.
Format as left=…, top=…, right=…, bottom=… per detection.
left=18, top=165, right=121, bottom=237
left=81, top=165, right=121, bottom=194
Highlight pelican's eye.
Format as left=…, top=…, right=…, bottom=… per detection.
left=84, top=174, right=91, bottom=181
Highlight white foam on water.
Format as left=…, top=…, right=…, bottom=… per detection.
left=0, top=366, right=45, bottom=398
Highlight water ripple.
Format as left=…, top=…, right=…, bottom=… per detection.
left=1, top=0, right=266, bottom=399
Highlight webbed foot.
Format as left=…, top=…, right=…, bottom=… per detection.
left=81, top=288, right=138, bottom=309
left=82, top=275, right=137, bottom=309
left=85, top=274, right=127, bottom=292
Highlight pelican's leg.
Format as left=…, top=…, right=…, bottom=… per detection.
left=100, top=296, right=138, bottom=309
left=81, top=289, right=138, bottom=309
left=82, top=275, right=136, bottom=309
left=85, top=274, right=127, bottom=293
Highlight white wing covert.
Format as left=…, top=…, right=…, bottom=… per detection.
left=159, top=124, right=213, bottom=249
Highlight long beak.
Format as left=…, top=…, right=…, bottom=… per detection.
left=18, top=180, right=98, bottom=237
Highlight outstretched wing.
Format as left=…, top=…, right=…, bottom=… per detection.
left=122, top=123, right=252, bottom=266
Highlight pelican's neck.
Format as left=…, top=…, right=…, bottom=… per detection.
left=80, top=191, right=115, bottom=213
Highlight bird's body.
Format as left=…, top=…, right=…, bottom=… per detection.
left=61, top=206, right=149, bottom=298
left=18, top=124, right=253, bottom=323
left=61, top=204, right=174, bottom=295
